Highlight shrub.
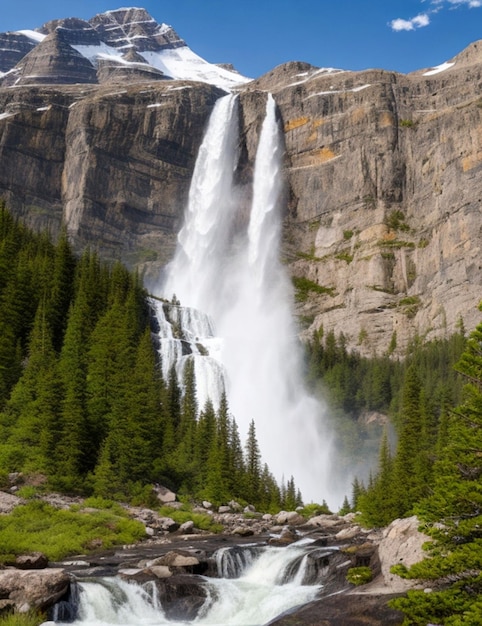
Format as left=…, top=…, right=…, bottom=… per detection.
left=346, top=566, right=373, bottom=585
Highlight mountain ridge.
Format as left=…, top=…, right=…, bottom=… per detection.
left=0, top=7, right=250, bottom=89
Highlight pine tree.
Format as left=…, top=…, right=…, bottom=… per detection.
left=4, top=301, right=61, bottom=473
left=393, top=365, right=425, bottom=516
left=244, top=420, right=261, bottom=505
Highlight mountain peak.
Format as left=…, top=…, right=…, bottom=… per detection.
left=89, top=7, right=185, bottom=52
left=0, top=6, right=251, bottom=89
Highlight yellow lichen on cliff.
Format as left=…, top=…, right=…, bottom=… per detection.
left=462, top=151, right=482, bottom=172
left=307, top=119, right=325, bottom=143
left=351, top=107, right=366, bottom=124
left=379, top=111, right=395, bottom=128
left=291, top=146, right=338, bottom=168
left=284, top=116, right=310, bottom=132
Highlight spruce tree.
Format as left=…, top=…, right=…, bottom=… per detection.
left=244, top=420, right=261, bottom=505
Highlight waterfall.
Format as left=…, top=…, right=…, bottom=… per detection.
left=51, top=543, right=326, bottom=626
left=154, top=92, right=338, bottom=505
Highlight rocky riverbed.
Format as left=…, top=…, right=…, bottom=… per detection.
left=0, top=489, right=430, bottom=624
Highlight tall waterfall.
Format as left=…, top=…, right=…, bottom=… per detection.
left=156, top=93, right=337, bottom=505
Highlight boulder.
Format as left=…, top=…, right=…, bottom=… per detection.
left=0, top=491, right=21, bottom=514
left=269, top=527, right=298, bottom=546
left=15, top=552, right=49, bottom=570
left=335, top=525, right=362, bottom=541
left=306, top=514, right=343, bottom=529
left=178, top=520, right=195, bottom=534
left=154, top=485, right=177, bottom=504
left=148, top=565, right=172, bottom=579
left=154, top=574, right=208, bottom=621
left=0, top=568, right=70, bottom=612
left=232, top=527, right=254, bottom=537
left=158, top=517, right=180, bottom=532
left=373, top=516, right=431, bottom=593
left=275, top=511, right=305, bottom=525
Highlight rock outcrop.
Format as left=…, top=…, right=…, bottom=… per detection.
left=0, top=569, right=70, bottom=613
left=0, top=8, right=480, bottom=352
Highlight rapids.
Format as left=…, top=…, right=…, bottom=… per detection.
left=52, top=542, right=325, bottom=626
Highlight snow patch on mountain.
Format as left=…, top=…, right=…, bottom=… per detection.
left=15, top=30, right=46, bottom=43
left=141, top=47, right=251, bottom=88
left=73, top=40, right=250, bottom=88
left=422, top=61, right=455, bottom=76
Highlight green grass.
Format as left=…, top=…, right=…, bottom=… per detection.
left=0, top=611, right=45, bottom=626
left=0, top=500, right=146, bottom=562
left=292, top=276, right=335, bottom=302
left=335, top=251, right=353, bottom=264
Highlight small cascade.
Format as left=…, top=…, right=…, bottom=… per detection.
left=214, top=545, right=261, bottom=578
left=50, top=580, right=81, bottom=622
left=152, top=298, right=226, bottom=411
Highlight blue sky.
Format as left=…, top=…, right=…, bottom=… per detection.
left=2, top=1, right=481, bottom=78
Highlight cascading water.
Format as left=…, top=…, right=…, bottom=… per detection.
left=155, top=92, right=340, bottom=505
left=51, top=543, right=327, bottom=626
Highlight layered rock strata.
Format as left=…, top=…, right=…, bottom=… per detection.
left=0, top=11, right=480, bottom=352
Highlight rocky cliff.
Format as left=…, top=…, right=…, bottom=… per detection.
left=0, top=8, right=480, bottom=354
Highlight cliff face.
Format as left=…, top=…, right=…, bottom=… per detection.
left=246, top=45, right=482, bottom=353
left=0, top=14, right=480, bottom=353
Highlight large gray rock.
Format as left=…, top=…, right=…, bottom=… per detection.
left=375, top=515, right=430, bottom=593
left=0, top=568, right=70, bottom=612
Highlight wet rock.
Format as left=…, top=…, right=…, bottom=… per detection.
left=154, top=574, right=208, bottom=621
left=268, top=592, right=404, bottom=625
left=269, top=527, right=298, bottom=546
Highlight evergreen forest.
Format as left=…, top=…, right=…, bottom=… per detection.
left=0, top=204, right=300, bottom=511
left=0, top=203, right=480, bottom=624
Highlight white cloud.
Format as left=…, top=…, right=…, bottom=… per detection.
left=391, top=0, right=481, bottom=32
left=390, top=13, right=430, bottom=31
left=447, top=0, right=482, bottom=6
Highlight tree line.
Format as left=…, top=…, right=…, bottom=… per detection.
left=305, top=307, right=482, bottom=624
left=0, top=204, right=300, bottom=511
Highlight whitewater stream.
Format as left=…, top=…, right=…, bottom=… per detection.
left=50, top=542, right=326, bottom=626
